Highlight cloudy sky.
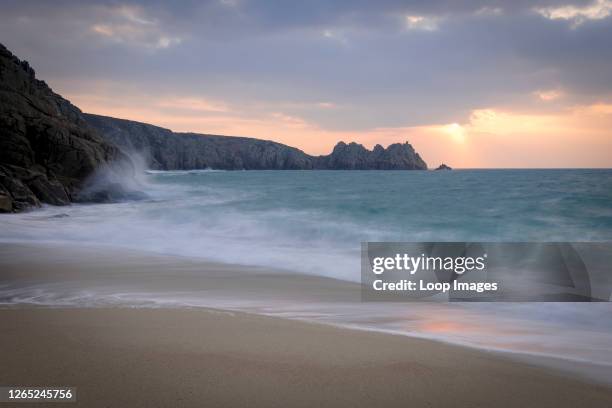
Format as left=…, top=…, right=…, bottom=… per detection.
left=1, top=0, right=611, bottom=167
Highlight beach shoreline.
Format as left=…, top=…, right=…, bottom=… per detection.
left=2, top=241, right=612, bottom=404
left=2, top=307, right=611, bottom=407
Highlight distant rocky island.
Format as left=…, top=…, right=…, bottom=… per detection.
left=435, top=164, right=452, bottom=170
left=0, top=43, right=427, bottom=212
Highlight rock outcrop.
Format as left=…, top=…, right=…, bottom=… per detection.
left=316, top=141, right=426, bottom=170
left=435, top=164, right=452, bottom=170
left=0, top=43, right=132, bottom=212
left=84, top=114, right=428, bottom=171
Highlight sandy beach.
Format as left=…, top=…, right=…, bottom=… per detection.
left=0, top=243, right=611, bottom=407
left=1, top=307, right=611, bottom=408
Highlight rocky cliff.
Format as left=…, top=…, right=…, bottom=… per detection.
left=0, top=43, right=427, bottom=213
left=0, top=43, right=131, bottom=212
left=84, top=114, right=428, bottom=171
left=83, top=114, right=314, bottom=170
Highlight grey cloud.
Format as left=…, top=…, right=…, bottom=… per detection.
left=0, top=0, right=610, bottom=131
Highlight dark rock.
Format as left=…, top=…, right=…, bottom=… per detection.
left=435, top=164, right=452, bottom=170
left=0, top=165, right=39, bottom=210
left=84, top=114, right=428, bottom=171
left=0, top=181, right=12, bottom=212
left=75, top=182, right=148, bottom=203
left=27, top=174, right=70, bottom=205
left=0, top=43, right=132, bottom=211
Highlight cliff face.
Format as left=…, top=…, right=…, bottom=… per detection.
left=83, top=114, right=314, bottom=170
left=0, top=44, right=130, bottom=212
left=84, top=114, right=428, bottom=171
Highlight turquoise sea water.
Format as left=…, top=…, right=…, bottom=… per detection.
left=146, top=168, right=612, bottom=242
left=1, top=169, right=612, bottom=379
left=4, top=169, right=612, bottom=280
left=124, top=169, right=612, bottom=280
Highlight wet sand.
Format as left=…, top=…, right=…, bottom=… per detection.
left=2, top=307, right=612, bottom=408
left=1, top=243, right=612, bottom=407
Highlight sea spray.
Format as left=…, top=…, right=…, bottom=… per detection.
left=75, top=152, right=149, bottom=203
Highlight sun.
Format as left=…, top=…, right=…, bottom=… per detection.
left=443, top=123, right=466, bottom=143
